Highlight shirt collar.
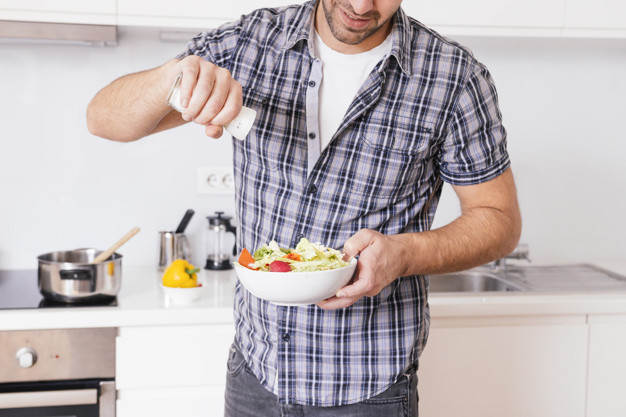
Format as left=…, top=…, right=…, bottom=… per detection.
left=282, top=1, right=414, bottom=76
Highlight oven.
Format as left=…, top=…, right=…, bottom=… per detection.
left=0, top=328, right=116, bottom=416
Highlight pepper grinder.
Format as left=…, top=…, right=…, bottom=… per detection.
left=204, top=211, right=237, bottom=270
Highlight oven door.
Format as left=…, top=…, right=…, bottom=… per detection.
left=0, top=379, right=115, bottom=417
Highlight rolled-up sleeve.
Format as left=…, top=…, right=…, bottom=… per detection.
left=438, top=62, right=510, bottom=185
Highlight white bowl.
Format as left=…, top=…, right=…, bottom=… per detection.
left=234, top=258, right=357, bottom=306
left=160, top=284, right=204, bottom=303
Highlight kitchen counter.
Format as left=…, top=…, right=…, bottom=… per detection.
left=0, top=268, right=238, bottom=331
left=1, top=261, right=626, bottom=332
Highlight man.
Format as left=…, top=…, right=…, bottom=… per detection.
left=87, top=0, right=521, bottom=415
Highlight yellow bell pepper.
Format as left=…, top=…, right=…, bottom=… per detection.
left=162, top=259, right=200, bottom=288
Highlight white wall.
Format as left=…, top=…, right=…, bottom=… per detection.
left=432, top=36, right=626, bottom=263
left=0, top=27, right=624, bottom=270
left=0, top=27, right=236, bottom=269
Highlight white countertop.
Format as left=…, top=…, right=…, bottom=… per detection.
left=0, top=268, right=238, bottom=331
left=2, top=261, right=626, bottom=332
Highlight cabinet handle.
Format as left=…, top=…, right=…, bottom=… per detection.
left=0, top=389, right=97, bottom=409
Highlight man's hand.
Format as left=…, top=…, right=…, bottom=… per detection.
left=87, top=56, right=243, bottom=142
left=317, top=229, right=407, bottom=310
left=174, top=56, right=243, bottom=139
left=316, top=168, right=522, bottom=310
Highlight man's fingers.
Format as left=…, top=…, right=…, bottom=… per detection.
left=209, top=81, right=243, bottom=128
left=178, top=60, right=200, bottom=110
left=205, top=124, right=224, bottom=139
left=193, top=68, right=233, bottom=125
left=343, top=229, right=374, bottom=259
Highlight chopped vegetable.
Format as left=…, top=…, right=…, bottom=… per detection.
left=236, top=237, right=350, bottom=272
left=237, top=248, right=258, bottom=270
left=269, top=260, right=291, bottom=272
left=283, top=252, right=301, bottom=262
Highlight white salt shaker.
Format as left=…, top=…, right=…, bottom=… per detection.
left=166, top=72, right=256, bottom=140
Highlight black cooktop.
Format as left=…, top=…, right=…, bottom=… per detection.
left=0, top=270, right=117, bottom=310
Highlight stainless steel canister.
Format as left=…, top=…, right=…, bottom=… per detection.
left=158, top=231, right=191, bottom=270
left=37, top=248, right=122, bottom=303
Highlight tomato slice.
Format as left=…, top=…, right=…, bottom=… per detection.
left=237, top=248, right=258, bottom=270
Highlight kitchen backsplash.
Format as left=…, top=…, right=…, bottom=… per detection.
left=0, top=27, right=624, bottom=269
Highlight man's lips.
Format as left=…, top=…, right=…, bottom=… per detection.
left=338, top=7, right=373, bottom=30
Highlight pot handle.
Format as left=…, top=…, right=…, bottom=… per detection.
left=60, top=269, right=96, bottom=292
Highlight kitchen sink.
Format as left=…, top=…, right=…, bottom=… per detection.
left=428, top=264, right=626, bottom=294
left=429, top=270, right=523, bottom=293
left=502, top=264, right=626, bottom=292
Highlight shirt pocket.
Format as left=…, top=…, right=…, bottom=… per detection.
left=346, top=120, right=435, bottom=199
left=239, top=88, right=300, bottom=172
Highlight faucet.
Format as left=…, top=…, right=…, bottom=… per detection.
left=492, top=243, right=530, bottom=272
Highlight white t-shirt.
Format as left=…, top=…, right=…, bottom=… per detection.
left=314, top=31, right=392, bottom=150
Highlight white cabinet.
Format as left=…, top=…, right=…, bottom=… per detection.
left=564, top=0, right=626, bottom=37
left=404, top=0, right=566, bottom=37
left=0, top=0, right=116, bottom=25
left=116, top=0, right=297, bottom=29
left=2, top=0, right=624, bottom=38
left=116, top=324, right=235, bottom=417
left=586, top=315, right=626, bottom=417
left=417, top=315, right=589, bottom=417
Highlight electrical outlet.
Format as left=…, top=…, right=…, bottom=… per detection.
left=197, top=166, right=235, bottom=194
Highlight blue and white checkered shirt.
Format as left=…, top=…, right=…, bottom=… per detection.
left=179, top=1, right=509, bottom=407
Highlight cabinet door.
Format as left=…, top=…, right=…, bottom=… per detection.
left=403, top=0, right=565, bottom=35
left=117, top=0, right=298, bottom=29
left=417, top=316, right=588, bottom=417
left=116, top=324, right=235, bottom=389
left=117, top=386, right=225, bottom=417
left=587, top=315, right=626, bottom=417
left=565, top=0, right=626, bottom=29
left=0, top=0, right=115, bottom=25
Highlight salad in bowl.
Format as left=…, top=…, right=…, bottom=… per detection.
left=234, top=238, right=356, bottom=305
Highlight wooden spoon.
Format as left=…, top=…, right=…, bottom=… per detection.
left=91, top=227, right=141, bottom=264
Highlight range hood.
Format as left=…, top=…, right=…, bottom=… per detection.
left=0, top=20, right=116, bottom=46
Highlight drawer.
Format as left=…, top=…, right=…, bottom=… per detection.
left=116, top=324, right=235, bottom=389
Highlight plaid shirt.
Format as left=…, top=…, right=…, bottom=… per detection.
left=179, top=1, right=509, bottom=407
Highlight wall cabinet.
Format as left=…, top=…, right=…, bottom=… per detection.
left=116, top=324, right=235, bottom=417
left=0, top=0, right=115, bottom=25
left=564, top=0, right=626, bottom=37
left=417, top=315, right=589, bottom=417
left=403, top=0, right=566, bottom=38
left=586, top=315, right=626, bottom=417
left=116, top=0, right=295, bottom=29
left=2, top=0, right=624, bottom=38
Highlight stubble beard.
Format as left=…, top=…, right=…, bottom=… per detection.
left=320, top=0, right=387, bottom=46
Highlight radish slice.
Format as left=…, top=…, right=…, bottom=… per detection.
left=269, top=260, right=292, bottom=273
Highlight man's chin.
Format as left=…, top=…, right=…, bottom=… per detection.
left=329, top=24, right=377, bottom=45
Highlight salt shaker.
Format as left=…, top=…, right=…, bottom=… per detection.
left=166, top=72, right=256, bottom=140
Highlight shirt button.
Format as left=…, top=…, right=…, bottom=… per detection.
left=308, top=81, right=316, bottom=88
left=282, top=333, right=290, bottom=342
left=296, top=233, right=305, bottom=241
left=308, top=132, right=316, bottom=139
left=307, top=184, right=317, bottom=195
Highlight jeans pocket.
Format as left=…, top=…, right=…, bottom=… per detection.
left=226, top=342, right=247, bottom=377
left=358, top=373, right=417, bottom=417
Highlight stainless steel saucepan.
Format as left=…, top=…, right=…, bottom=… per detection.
left=37, top=248, right=122, bottom=303
left=37, top=227, right=140, bottom=303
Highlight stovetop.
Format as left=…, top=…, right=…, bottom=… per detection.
left=0, top=270, right=117, bottom=309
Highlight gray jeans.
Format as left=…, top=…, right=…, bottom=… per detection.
left=224, top=342, right=419, bottom=417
